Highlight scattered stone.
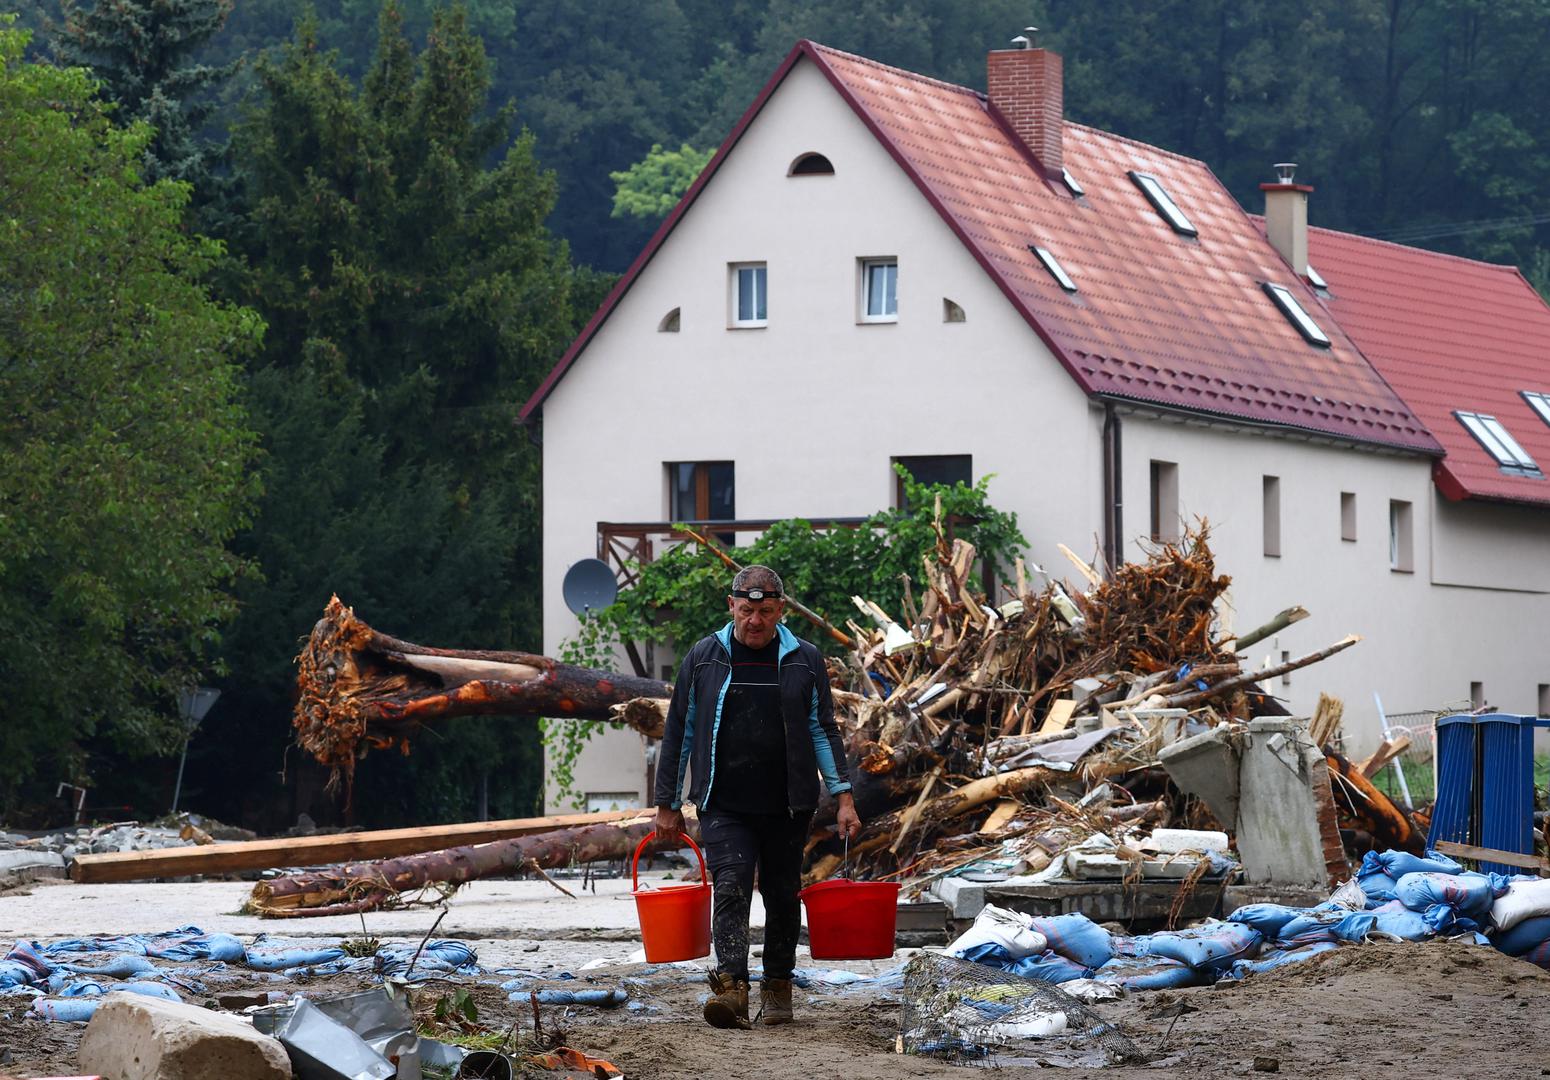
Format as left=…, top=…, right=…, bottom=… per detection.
left=79, top=993, right=291, bottom=1080
left=1252, top=1056, right=1280, bottom=1073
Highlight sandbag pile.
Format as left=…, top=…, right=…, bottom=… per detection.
left=949, top=850, right=1550, bottom=992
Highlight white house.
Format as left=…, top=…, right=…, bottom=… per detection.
left=522, top=39, right=1550, bottom=812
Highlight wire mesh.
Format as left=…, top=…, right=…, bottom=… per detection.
left=899, top=952, right=1146, bottom=1067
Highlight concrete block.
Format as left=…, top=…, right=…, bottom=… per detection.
left=934, top=876, right=987, bottom=919
left=78, top=993, right=291, bottom=1080
left=0, top=849, right=67, bottom=887
left=1156, top=725, right=1240, bottom=827
left=1235, top=719, right=1327, bottom=887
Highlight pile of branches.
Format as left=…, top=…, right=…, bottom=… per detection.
left=261, top=522, right=1400, bottom=917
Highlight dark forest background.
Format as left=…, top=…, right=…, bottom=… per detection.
left=6, top=0, right=1549, bottom=831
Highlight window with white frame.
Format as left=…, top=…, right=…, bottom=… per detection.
left=730, top=263, right=767, bottom=327
left=1389, top=499, right=1413, bottom=572
left=1455, top=410, right=1540, bottom=476
left=1521, top=391, right=1550, bottom=428
left=860, top=258, right=898, bottom=322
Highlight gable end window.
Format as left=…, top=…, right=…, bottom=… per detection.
left=893, top=455, right=971, bottom=510
left=1456, top=410, right=1541, bottom=476
left=789, top=152, right=834, bottom=176
left=730, top=263, right=767, bottom=327
left=1129, top=171, right=1198, bottom=236
left=1263, top=282, right=1332, bottom=348
left=860, top=258, right=898, bottom=322
left=668, top=461, right=734, bottom=522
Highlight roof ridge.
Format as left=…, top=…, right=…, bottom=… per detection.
left=802, top=40, right=981, bottom=98
left=1063, top=119, right=1209, bottom=169
left=1305, top=221, right=1521, bottom=274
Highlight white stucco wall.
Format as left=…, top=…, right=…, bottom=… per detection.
left=541, top=58, right=1096, bottom=809
left=539, top=57, right=1550, bottom=808
left=1117, top=415, right=1550, bottom=754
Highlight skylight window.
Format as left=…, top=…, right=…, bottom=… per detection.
left=1457, top=411, right=1541, bottom=475
left=1129, top=171, right=1197, bottom=236
left=1031, top=245, right=1077, bottom=292
left=1306, top=264, right=1329, bottom=290
left=1523, top=391, right=1550, bottom=427
left=1062, top=168, right=1085, bottom=198
left=1262, top=283, right=1331, bottom=348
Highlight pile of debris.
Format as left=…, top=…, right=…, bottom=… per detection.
left=225, top=518, right=1428, bottom=918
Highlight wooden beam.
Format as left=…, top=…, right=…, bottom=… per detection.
left=69, top=808, right=648, bottom=884
left=1357, top=735, right=1411, bottom=778
left=1434, top=841, right=1549, bottom=873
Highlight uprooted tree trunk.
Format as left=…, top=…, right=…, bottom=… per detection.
left=247, top=816, right=699, bottom=917
left=295, top=596, right=670, bottom=789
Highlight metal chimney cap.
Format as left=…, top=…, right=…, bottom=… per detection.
left=1010, top=34, right=1031, bottom=49
left=1273, top=162, right=1298, bottom=184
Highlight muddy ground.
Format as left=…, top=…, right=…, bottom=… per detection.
left=0, top=938, right=1545, bottom=1078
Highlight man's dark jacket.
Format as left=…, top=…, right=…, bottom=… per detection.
left=654, top=622, right=852, bottom=813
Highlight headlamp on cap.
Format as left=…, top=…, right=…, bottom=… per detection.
left=731, top=587, right=782, bottom=601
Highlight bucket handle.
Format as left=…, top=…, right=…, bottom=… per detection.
left=631, top=830, right=707, bottom=892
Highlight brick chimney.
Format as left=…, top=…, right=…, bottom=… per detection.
left=987, top=31, right=1063, bottom=175
left=1261, top=162, right=1314, bottom=278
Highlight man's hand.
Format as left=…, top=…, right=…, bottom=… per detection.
left=835, top=792, right=862, bottom=841
left=654, top=805, right=686, bottom=846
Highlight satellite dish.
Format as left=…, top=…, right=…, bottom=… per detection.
left=563, top=558, right=619, bottom=616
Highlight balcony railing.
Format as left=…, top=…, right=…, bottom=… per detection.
left=596, top=517, right=871, bottom=588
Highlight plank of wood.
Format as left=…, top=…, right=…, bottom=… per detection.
left=979, top=799, right=1020, bottom=834
left=69, top=808, right=649, bottom=883
left=1434, top=841, right=1549, bottom=873
left=1036, top=698, right=1077, bottom=736
left=1357, top=735, right=1411, bottom=779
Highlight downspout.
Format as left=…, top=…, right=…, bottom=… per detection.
left=1102, top=401, right=1123, bottom=573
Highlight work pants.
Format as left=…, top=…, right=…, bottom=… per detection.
left=701, top=809, right=812, bottom=983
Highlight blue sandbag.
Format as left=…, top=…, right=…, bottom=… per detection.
left=1277, top=909, right=1377, bottom=946
left=1007, top=951, right=1090, bottom=984
left=1357, top=869, right=1401, bottom=905
left=1141, top=922, right=1262, bottom=973
left=1522, top=940, right=1550, bottom=970
left=152, top=933, right=246, bottom=964
left=61, top=955, right=156, bottom=979
left=1025, top=913, right=1112, bottom=968
left=1227, top=942, right=1339, bottom=980
left=32, top=998, right=101, bottom=1022
left=0, top=959, right=45, bottom=990
left=1228, top=904, right=1307, bottom=937
left=529, top=988, right=627, bottom=1007
left=1367, top=900, right=1440, bottom=941
left=245, top=946, right=345, bottom=971
left=1371, top=849, right=1463, bottom=879
left=60, top=979, right=181, bottom=1001
left=1093, top=955, right=1206, bottom=991
left=1492, top=915, right=1550, bottom=956
left=376, top=939, right=480, bottom=977
left=1393, top=873, right=1497, bottom=919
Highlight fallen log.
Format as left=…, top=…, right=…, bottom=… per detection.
left=1162, top=635, right=1362, bottom=709
left=70, top=808, right=647, bottom=884
left=295, top=596, right=670, bottom=786
left=1231, top=605, right=1310, bottom=651
left=247, top=815, right=697, bottom=917
left=1325, top=750, right=1424, bottom=855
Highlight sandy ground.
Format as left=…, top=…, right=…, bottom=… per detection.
left=0, top=880, right=1547, bottom=1077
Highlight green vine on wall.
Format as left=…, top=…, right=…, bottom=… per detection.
left=543, top=468, right=1026, bottom=805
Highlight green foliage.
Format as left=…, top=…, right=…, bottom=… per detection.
left=610, top=143, right=714, bottom=220
left=543, top=469, right=1025, bottom=805
left=49, top=0, right=239, bottom=198
left=0, top=21, right=261, bottom=813
left=193, top=1, right=579, bottom=829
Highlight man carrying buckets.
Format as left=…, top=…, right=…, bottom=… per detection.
left=654, top=565, right=863, bottom=1030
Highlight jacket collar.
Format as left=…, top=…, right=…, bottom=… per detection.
left=715, top=621, right=802, bottom=663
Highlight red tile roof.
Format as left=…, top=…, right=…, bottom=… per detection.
left=523, top=41, right=1441, bottom=457
left=1304, top=226, right=1550, bottom=506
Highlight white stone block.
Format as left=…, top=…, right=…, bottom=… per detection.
left=78, top=993, right=291, bottom=1080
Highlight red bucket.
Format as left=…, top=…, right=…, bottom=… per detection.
left=800, top=878, right=902, bottom=960
left=631, top=832, right=712, bottom=963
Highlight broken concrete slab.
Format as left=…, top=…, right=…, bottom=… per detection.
left=1235, top=719, right=1328, bottom=887
left=934, top=876, right=988, bottom=920
left=78, top=993, right=291, bottom=1080
left=0, top=849, right=67, bottom=887
left=1157, top=725, right=1241, bottom=827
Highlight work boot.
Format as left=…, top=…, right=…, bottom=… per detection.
left=758, top=978, right=793, bottom=1025
left=703, top=971, right=751, bottom=1030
